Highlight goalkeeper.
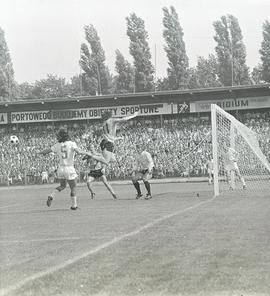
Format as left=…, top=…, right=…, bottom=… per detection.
left=224, top=147, right=246, bottom=190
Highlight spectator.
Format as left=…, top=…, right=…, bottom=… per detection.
left=1, top=111, right=269, bottom=185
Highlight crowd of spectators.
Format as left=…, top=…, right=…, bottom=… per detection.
left=0, top=111, right=270, bottom=186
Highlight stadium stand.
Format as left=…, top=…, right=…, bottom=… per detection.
left=1, top=84, right=270, bottom=185
left=1, top=111, right=270, bottom=185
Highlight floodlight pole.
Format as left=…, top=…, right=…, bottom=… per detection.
left=227, top=18, right=234, bottom=86
left=154, top=43, right=157, bottom=92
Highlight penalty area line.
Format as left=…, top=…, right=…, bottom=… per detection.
left=0, top=196, right=217, bottom=296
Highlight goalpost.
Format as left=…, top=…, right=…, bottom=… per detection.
left=211, top=104, right=270, bottom=196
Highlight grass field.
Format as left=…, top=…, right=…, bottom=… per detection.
left=0, top=181, right=270, bottom=296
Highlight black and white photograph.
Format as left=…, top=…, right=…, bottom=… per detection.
left=0, top=0, right=270, bottom=295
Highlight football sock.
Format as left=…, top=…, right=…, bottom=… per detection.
left=133, top=182, right=141, bottom=195
left=71, top=196, right=77, bottom=208
left=50, top=189, right=59, bottom=198
left=144, top=181, right=151, bottom=195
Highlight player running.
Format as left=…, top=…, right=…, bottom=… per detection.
left=83, top=144, right=117, bottom=200
left=132, top=144, right=154, bottom=200
left=38, top=128, right=107, bottom=210
left=100, top=110, right=139, bottom=163
left=224, top=147, right=246, bottom=190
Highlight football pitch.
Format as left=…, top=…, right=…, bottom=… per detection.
left=0, top=181, right=269, bottom=296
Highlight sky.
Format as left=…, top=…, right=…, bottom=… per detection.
left=1, top=0, right=269, bottom=83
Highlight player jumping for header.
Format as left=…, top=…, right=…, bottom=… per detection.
left=100, top=110, right=139, bottom=163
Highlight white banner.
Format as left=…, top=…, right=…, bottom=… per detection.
left=190, top=96, right=270, bottom=113
left=11, top=103, right=174, bottom=123
left=0, top=113, right=8, bottom=124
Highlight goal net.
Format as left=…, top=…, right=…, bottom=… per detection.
left=211, top=104, right=270, bottom=196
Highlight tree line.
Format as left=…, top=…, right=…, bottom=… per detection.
left=0, top=6, right=270, bottom=101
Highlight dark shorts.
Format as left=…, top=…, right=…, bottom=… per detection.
left=140, top=169, right=149, bottom=174
left=88, top=169, right=103, bottom=179
left=100, top=139, right=114, bottom=152
left=82, top=155, right=91, bottom=161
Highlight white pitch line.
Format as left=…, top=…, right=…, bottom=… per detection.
left=0, top=196, right=217, bottom=296
left=0, top=204, right=20, bottom=209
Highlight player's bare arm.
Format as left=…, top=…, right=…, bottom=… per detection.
left=74, top=147, right=90, bottom=156
left=112, top=111, right=139, bottom=123
left=37, top=148, right=52, bottom=155
left=85, top=152, right=108, bottom=165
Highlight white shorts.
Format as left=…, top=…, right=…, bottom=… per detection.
left=225, top=162, right=239, bottom=172
left=207, top=169, right=214, bottom=175
left=133, top=169, right=152, bottom=182
left=57, top=166, right=78, bottom=180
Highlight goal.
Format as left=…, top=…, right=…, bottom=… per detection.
left=211, top=104, right=270, bottom=196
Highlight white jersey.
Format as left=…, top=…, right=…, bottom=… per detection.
left=225, top=148, right=238, bottom=165
left=207, top=159, right=214, bottom=170
left=41, top=171, right=48, bottom=179
left=224, top=148, right=240, bottom=172
left=51, top=141, right=78, bottom=167
left=136, top=151, right=154, bottom=171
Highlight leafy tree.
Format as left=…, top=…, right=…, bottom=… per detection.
left=31, top=74, right=67, bottom=99
left=188, top=55, right=221, bottom=89
left=126, top=13, right=154, bottom=92
left=213, top=14, right=250, bottom=86
left=65, top=75, right=83, bottom=96
left=162, top=6, right=189, bottom=90
left=0, top=27, right=15, bottom=101
left=187, top=68, right=200, bottom=89
left=16, top=82, right=35, bottom=100
left=259, top=20, right=270, bottom=83
left=251, top=64, right=264, bottom=84
left=80, top=25, right=112, bottom=95
left=13, top=75, right=68, bottom=100
left=114, top=49, right=135, bottom=93
left=155, top=77, right=170, bottom=91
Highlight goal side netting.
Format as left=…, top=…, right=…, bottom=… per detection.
left=211, top=104, right=270, bottom=196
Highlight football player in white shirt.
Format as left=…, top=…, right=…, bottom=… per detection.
left=132, top=144, right=154, bottom=200
left=83, top=144, right=117, bottom=200
left=41, top=171, right=49, bottom=183
left=224, top=147, right=246, bottom=190
left=38, top=128, right=107, bottom=210
left=206, top=158, right=214, bottom=185
left=100, top=110, right=139, bottom=163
